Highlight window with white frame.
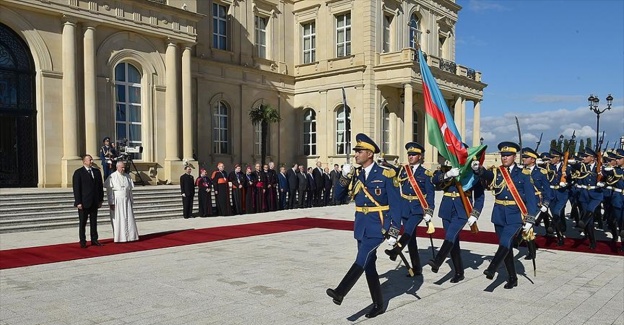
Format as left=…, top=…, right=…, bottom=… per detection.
left=409, top=14, right=421, bottom=49
left=302, top=22, right=316, bottom=64
left=336, top=105, right=351, bottom=155
left=213, top=101, right=229, bottom=154
left=382, top=106, right=390, bottom=153
left=303, top=108, right=316, bottom=156
left=336, top=13, right=351, bottom=57
left=413, top=110, right=419, bottom=142
left=114, top=62, right=142, bottom=160
left=253, top=122, right=270, bottom=156
left=255, top=15, right=268, bottom=59
left=383, top=15, right=392, bottom=53
left=213, top=3, right=228, bottom=50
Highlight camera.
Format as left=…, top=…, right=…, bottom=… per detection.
left=116, top=138, right=143, bottom=162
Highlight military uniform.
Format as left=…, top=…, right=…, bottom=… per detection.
left=326, top=134, right=402, bottom=319
left=522, top=147, right=554, bottom=259
left=384, top=142, right=435, bottom=276
left=479, top=142, right=538, bottom=289
left=99, top=137, right=117, bottom=180
left=546, top=148, right=572, bottom=245
left=574, top=147, right=604, bottom=250
left=603, top=149, right=624, bottom=251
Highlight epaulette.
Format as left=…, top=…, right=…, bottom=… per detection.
left=522, top=169, right=531, bottom=175
left=424, top=169, right=433, bottom=177
left=382, top=168, right=396, bottom=178
left=539, top=167, right=548, bottom=175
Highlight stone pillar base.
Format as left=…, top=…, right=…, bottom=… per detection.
left=61, top=157, right=83, bottom=188
left=164, top=159, right=185, bottom=185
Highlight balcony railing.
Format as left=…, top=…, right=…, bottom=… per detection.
left=439, top=58, right=457, bottom=74
left=467, top=68, right=476, bottom=80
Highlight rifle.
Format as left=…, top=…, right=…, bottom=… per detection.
left=515, top=116, right=523, bottom=164
left=535, top=132, right=543, bottom=151
left=596, top=132, right=604, bottom=183
left=560, top=131, right=575, bottom=184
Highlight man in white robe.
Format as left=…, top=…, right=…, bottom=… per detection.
left=105, top=161, right=139, bottom=242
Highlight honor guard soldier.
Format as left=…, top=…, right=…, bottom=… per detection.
left=99, top=137, right=117, bottom=180
left=521, top=147, right=554, bottom=256
left=326, top=133, right=402, bottom=318
left=547, top=148, right=572, bottom=245
left=600, top=151, right=619, bottom=244
left=478, top=141, right=538, bottom=289
left=384, top=142, right=435, bottom=276
left=574, top=147, right=604, bottom=250
left=603, top=149, right=624, bottom=251
left=428, top=156, right=484, bottom=283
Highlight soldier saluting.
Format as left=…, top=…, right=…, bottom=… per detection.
left=326, top=133, right=401, bottom=318
left=477, top=141, right=538, bottom=289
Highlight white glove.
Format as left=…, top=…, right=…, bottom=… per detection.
left=540, top=205, right=548, bottom=213
left=444, top=167, right=460, bottom=179
left=342, top=164, right=351, bottom=177
left=471, top=160, right=480, bottom=171
left=604, top=167, right=614, bottom=171
left=559, top=182, right=567, bottom=188
left=386, top=236, right=397, bottom=246
left=423, top=214, right=432, bottom=223
left=468, top=216, right=478, bottom=226
left=567, top=159, right=576, bottom=164
left=597, top=182, right=605, bottom=188
left=181, top=193, right=186, bottom=197
left=523, top=223, right=533, bottom=232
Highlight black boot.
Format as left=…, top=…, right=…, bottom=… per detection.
left=571, top=203, right=580, bottom=224
left=503, top=251, right=518, bottom=289
left=449, top=243, right=465, bottom=283
left=586, top=223, right=596, bottom=250
left=577, top=211, right=593, bottom=229
left=326, top=263, right=364, bottom=305
left=427, top=240, right=453, bottom=273
left=384, top=233, right=411, bottom=261
left=483, top=245, right=509, bottom=279
left=364, top=272, right=384, bottom=318
left=406, top=237, right=422, bottom=276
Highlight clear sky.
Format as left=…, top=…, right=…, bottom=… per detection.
left=455, top=0, right=624, bottom=152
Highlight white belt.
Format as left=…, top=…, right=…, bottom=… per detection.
left=575, top=184, right=597, bottom=190
left=549, top=185, right=560, bottom=189
left=614, top=188, right=623, bottom=193
left=606, top=186, right=613, bottom=190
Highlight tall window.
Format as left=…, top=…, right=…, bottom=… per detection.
left=255, top=15, right=268, bottom=59
left=253, top=123, right=269, bottom=156
left=413, top=110, right=419, bottom=142
left=114, top=62, right=142, bottom=159
left=409, top=15, right=421, bottom=49
left=336, top=105, right=351, bottom=154
left=336, top=13, right=351, bottom=57
left=303, top=108, right=316, bottom=155
left=382, top=106, right=390, bottom=153
left=383, top=15, right=392, bottom=53
left=302, top=22, right=316, bottom=64
left=213, top=101, right=229, bottom=154
left=213, top=3, right=228, bottom=50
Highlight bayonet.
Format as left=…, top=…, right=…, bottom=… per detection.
left=535, top=132, right=543, bottom=151
left=515, top=116, right=522, bottom=164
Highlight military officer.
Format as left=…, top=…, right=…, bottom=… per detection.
left=604, top=149, right=624, bottom=251
left=428, top=155, right=485, bottom=283
left=547, top=148, right=571, bottom=245
left=478, top=141, right=538, bottom=289
left=575, top=147, right=604, bottom=250
left=326, top=133, right=401, bottom=318
left=99, top=137, right=117, bottom=180
left=384, top=142, right=435, bottom=276
left=522, top=147, right=554, bottom=259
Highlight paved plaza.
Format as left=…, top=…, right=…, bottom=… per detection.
left=1, top=193, right=623, bottom=325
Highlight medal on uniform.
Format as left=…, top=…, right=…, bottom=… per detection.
left=375, top=188, right=381, bottom=196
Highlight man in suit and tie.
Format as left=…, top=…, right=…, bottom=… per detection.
left=297, top=165, right=308, bottom=208
left=313, top=161, right=325, bottom=207
left=306, top=167, right=316, bottom=208
left=277, top=166, right=289, bottom=210
left=329, top=164, right=341, bottom=205
left=286, top=163, right=299, bottom=209
left=72, top=154, right=104, bottom=248
left=180, top=166, right=195, bottom=219
left=323, top=167, right=332, bottom=206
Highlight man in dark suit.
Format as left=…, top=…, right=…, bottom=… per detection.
left=72, top=154, right=104, bottom=248
left=323, top=167, right=332, bottom=206
left=306, top=167, right=316, bottom=208
left=277, top=166, right=288, bottom=210
left=297, top=165, right=308, bottom=208
left=329, top=164, right=341, bottom=205
left=312, top=161, right=325, bottom=207
left=180, top=166, right=195, bottom=218
left=286, top=163, right=299, bottom=209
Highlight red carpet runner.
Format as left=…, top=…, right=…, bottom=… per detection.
left=0, top=217, right=621, bottom=270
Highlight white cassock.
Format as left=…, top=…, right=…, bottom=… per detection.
left=105, top=171, right=139, bottom=242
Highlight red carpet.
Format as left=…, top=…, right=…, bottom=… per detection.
left=0, top=218, right=621, bottom=270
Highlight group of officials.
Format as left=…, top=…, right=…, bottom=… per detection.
left=179, top=161, right=348, bottom=218
left=326, top=133, right=624, bottom=318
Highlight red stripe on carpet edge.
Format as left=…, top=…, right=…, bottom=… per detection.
left=1, top=218, right=621, bottom=270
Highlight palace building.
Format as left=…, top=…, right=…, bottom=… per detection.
left=0, top=0, right=485, bottom=188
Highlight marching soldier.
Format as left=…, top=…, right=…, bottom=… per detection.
left=521, top=147, right=553, bottom=259
left=574, top=147, right=604, bottom=250
left=600, top=151, right=619, bottom=244
left=547, top=148, right=572, bottom=246
left=478, top=141, right=538, bottom=289
left=603, top=149, right=624, bottom=251
left=384, top=142, right=435, bottom=276
left=326, top=133, right=401, bottom=318
left=428, top=157, right=484, bottom=282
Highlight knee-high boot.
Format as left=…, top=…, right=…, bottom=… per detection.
left=407, top=237, right=422, bottom=276
left=577, top=211, right=593, bottom=229
left=384, top=233, right=411, bottom=261
left=586, top=222, right=596, bottom=250
left=449, top=243, right=465, bottom=283
left=427, top=240, right=453, bottom=273
left=483, top=245, right=509, bottom=279
left=503, top=250, right=518, bottom=289
left=364, top=272, right=384, bottom=318
left=326, top=263, right=364, bottom=305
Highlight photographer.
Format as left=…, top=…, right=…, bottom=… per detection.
left=99, top=137, right=117, bottom=180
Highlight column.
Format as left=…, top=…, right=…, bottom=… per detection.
left=402, top=83, right=413, bottom=162
left=472, top=100, right=481, bottom=146
left=453, top=96, right=464, bottom=140
left=84, top=25, right=97, bottom=156
left=181, top=45, right=193, bottom=161
left=165, top=41, right=179, bottom=161
left=62, top=20, right=79, bottom=160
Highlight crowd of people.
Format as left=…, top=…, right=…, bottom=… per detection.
left=179, top=161, right=350, bottom=218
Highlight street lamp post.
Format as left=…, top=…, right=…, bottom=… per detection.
left=588, top=94, right=613, bottom=151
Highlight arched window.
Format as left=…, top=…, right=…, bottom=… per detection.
left=382, top=106, right=390, bottom=153
left=114, top=62, right=142, bottom=160
left=336, top=105, right=351, bottom=155
left=213, top=101, right=229, bottom=154
left=413, top=109, right=419, bottom=142
left=303, top=108, right=316, bottom=156
left=409, top=14, right=421, bottom=49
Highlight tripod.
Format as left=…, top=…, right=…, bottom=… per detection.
left=121, top=156, right=146, bottom=186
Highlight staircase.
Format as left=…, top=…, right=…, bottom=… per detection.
left=0, top=185, right=197, bottom=233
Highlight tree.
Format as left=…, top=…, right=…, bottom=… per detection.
left=549, top=139, right=557, bottom=152
left=249, top=104, right=281, bottom=167
left=578, top=139, right=585, bottom=153
left=586, top=138, right=592, bottom=151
